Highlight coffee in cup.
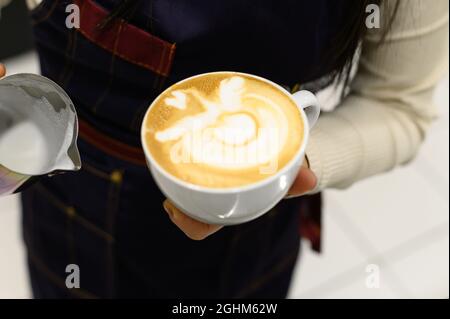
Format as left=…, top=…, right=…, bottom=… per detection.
left=142, top=72, right=304, bottom=188
left=141, top=71, right=319, bottom=224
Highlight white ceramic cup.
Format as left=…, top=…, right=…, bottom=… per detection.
left=141, top=72, right=320, bottom=225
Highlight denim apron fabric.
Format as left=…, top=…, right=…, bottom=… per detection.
left=21, top=0, right=343, bottom=298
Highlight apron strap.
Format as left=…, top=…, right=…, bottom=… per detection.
left=74, top=0, right=176, bottom=76
left=78, top=118, right=147, bottom=166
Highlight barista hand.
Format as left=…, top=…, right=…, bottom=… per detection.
left=162, top=157, right=317, bottom=241
left=0, top=63, right=5, bottom=78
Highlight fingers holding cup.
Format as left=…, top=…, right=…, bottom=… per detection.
left=0, top=64, right=6, bottom=78
left=286, top=166, right=317, bottom=197
left=163, top=199, right=223, bottom=240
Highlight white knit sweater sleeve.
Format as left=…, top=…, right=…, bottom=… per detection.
left=306, top=0, right=449, bottom=192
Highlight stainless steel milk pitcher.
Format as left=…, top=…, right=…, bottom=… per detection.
left=0, top=73, right=81, bottom=196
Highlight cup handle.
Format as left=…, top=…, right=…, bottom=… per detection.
left=291, top=90, right=320, bottom=129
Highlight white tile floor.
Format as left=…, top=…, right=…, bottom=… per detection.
left=0, top=51, right=448, bottom=299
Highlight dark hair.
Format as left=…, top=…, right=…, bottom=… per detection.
left=105, top=0, right=398, bottom=93
left=321, top=0, right=399, bottom=95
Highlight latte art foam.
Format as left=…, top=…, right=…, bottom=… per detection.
left=144, top=73, right=304, bottom=188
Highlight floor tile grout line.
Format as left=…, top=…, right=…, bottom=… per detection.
left=326, top=196, right=413, bottom=297
left=413, top=154, right=450, bottom=203
left=296, top=221, right=449, bottom=298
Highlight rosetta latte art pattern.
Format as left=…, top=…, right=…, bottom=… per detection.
left=154, top=76, right=288, bottom=173
left=144, top=73, right=303, bottom=188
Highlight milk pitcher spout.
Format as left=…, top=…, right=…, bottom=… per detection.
left=0, top=73, right=81, bottom=196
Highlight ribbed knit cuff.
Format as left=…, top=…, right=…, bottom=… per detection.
left=305, top=112, right=366, bottom=193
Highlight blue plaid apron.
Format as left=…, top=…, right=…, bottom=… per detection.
left=21, top=0, right=342, bottom=298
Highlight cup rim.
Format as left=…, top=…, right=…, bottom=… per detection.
left=140, top=71, right=310, bottom=194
